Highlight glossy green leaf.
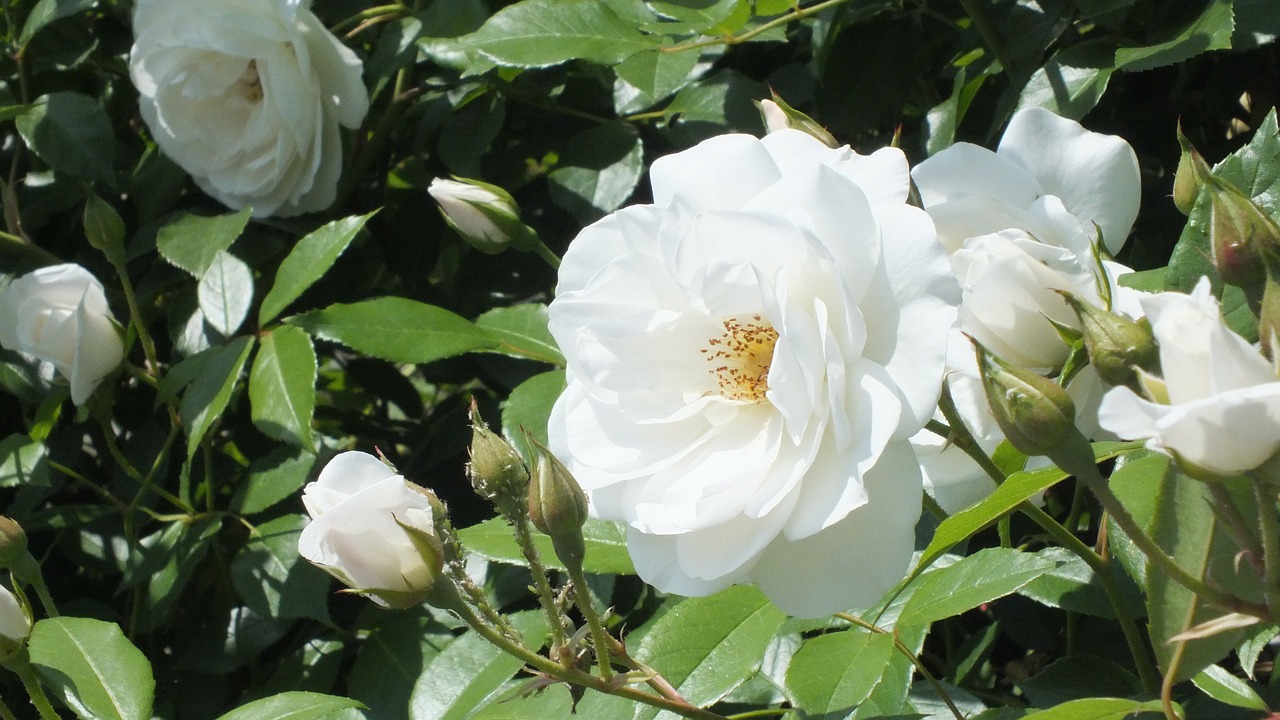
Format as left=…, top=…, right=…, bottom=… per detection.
left=1114, top=1, right=1234, bottom=72
left=126, top=516, right=222, bottom=632
left=19, top=0, right=97, bottom=45
left=502, top=370, right=566, bottom=463
left=1016, top=56, right=1113, bottom=121
left=287, top=297, right=498, bottom=364
left=231, top=446, right=318, bottom=516
left=157, top=208, right=252, bottom=278
left=408, top=611, right=547, bottom=720
left=456, top=0, right=659, bottom=68
left=1020, top=697, right=1166, bottom=719
left=1144, top=455, right=1250, bottom=681
left=29, top=617, right=155, bottom=720
left=615, top=49, right=701, bottom=107
left=900, top=547, right=1059, bottom=626
left=648, top=0, right=747, bottom=32
left=458, top=516, right=634, bottom=574
left=181, top=336, right=255, bottom=460
left=258, top=212, right=374, bottom=325
left=1018, top=547, right=1144, bottom=620
left=468, top=685, right=576, bottom=719
left=475, top=304, right=564, bottom=365
left=83, top=191, right=126, bottom=270
left=231, top=514, right=330, bottom=623
left=632, top=585, right=786, bottom=719
left=785, top=627, right=897, bottom=717
left=248, top=637, right=345, bottom=701
left=1191, top=664, right=1270, bottom=711
left=548, top=122, right=645, bottom=224
left=249, top=326, right=317, bottom=450
left=1017, top=656, right=1141, bottom=708
left=0, top=433, right=49, bottom=487
left=198, top=250, right=254, bottom=336
left=349, top=610, right=456, bottom=718
left=214, top=692, right=364, bottom=720
left=15, top=92, right=115, bottom=187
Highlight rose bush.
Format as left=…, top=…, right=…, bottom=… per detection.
left=1099, top=277, right=1280, bottom=478
left=298, top=451, right=443, bottom=608
left=129, top=0, right=368, bottom=217
left=0, top=264, right=124, bottom=406
left=547, top=129, right=959, bottom=617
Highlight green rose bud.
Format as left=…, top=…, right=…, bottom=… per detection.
left=756, top=91, right=839, bottom=148
left=467, top=402, right=529, bottom=520
left=1173, top=124, right=1212, bottom=216
left=429, top=177, right=539, bottom=254
left=1060, top=292, right=1159, bottom=389
left=526, top=434, right=589, bottom=566
left=973, top=338, right=1080, bottom=458
left=0, top=517, right=28, bottom=571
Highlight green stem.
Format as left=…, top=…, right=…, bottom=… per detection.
left=529, top=237, right=562, bottom=270
left=330, top=3, right=407, bottom=35
left=1018, top=502, right=1159, bottom=693
left=838, top=613, right=963, bottom=720
left=511, top=515, right=569, bottom=652
left=725, top=710, right=789, bottom=720
left=13, top=659, right=60, bottom=720
left=0, top=693, right=18, bottom=720
left=1077, top=465, right=1271, bottom=619
left=1207, top=483, right=1265, bottom=575
left=664, top=0, right=858, bottom=52
left=439, top=584, right=729, bottom=720
left=563, top=555, right=614, bottom=682
left=1252, top=479, right=1280, bottom=617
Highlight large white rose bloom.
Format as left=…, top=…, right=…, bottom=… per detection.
left=1099, top=277, right=1280, bottom=478
left=129, top=0, right=369, bottom=217
left=0, top=264, right=124, bottom=405
left=547, top=130, right=960, bottom=617
left=909, top=108, right=1142, bottom=508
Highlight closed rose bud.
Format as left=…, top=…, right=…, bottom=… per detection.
left=756, top=93, right=839, bottom=148
left=467, top=403, right=529, bottom=520
left=0, top=517, right=28, bottom=571
left=1060, top=292, right=1159, bottom=389
left=1173, top=125, right=1212, bottom=216
left=429, top=177, right=539, bottom=255
left=298, top=452, right=443, bottom=609
left=0, top=264, right=125, bottom=405
left=1207, top=177, right=1280, bottom=290
left=974, top=339, right=1079, bottom=458
left=0, top=585, right=30, bottom=658
left=527, top=435, right=588, bottom=565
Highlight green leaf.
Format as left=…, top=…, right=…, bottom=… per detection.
left=83, top=191, right=127, bottom=270
left=1144, top=455, right=1250, bottom=681
left=474, top=304, right=564, bottom=365
left=1019, top=697, right=1166, bottom=719
left=502, top=370, right=566, bottom=463
left=249, top=326, right=317, bottom=450
left=632, top=585, right=787, bottom=719
left=917, top=465, right=1069, bottom=571
left=213, top=692, right=364, bottom=720
left=15, top=92, right=115, bottom=187
left=615, top=49, right=701, bottom=107
left=29, top=617, right=155, bottom=720
left=785, top=627, right=897, bottom=717
left=1191, top=664, right=1270, bottom=711
left=181, top=336, right=255, bottom=460
left=258, top=213, right=374, bottom=325
left=1015, top=56, right=1113, bottom=121
left=125, top=517, right=222, bottom=632
left=648, top=0, right=748, bottom=32
left=231, top=446, right=319, bottom=516
left=156, top=208, right=253, bottom=278
left=0, top=433, right=49, bottom=487
left=1114, top=1, right=1235, bottom=72
left=198, top=250, right=254, bottom=336
left=468, top=685, right=576, bottom=719
left=231, top=514, right=331, bottom=623
left=1018, top=547, right=1145, bottom=620
left=548, top=122, right=645, bottom=224
left=1017, top=656, right=1141, bottom=708
left=349, top=610, right=456, bottom=717
left=19, top=0, right=97, bottom=46
left=408, top=611, right=547, bottom=720
left=288, top=297, right=498, bottom=364
left=455, top=0, right=659, bottom=68
left=900, top=547, right=1059, bottom=626
left=458, top=516, right=634, bottom=575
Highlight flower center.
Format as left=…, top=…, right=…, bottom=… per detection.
left=702, top=315, right=778, bottom=402
left=237, top=60, right=263, bottom=103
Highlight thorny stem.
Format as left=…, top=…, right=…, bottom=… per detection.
left=512, top=514, right=569, bottom=652
left=837, top=612, right=963, bottom=720
left=606, top=635, right=698, bottom=708
left=663, top=0, right=858, bottom=53
left=12, top=658, right=59, bottom=720
left=563, top=556, right=614, bottom=682
left=1251, top=477, right=1280, bottom=617
left=439, top=583, right=728, bottom=720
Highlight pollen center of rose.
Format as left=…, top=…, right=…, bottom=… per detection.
left=238, top=60, right=263, bottom=103
left=702, top=315, right=778, bottom=402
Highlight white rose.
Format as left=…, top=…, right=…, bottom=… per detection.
left=428, top=178, right=529, bottom=254
left=1098, top=277, right=1280, bottom=478
left=0, top=264, right=124, bottom=405
left=548, top=130, right=960, bottom=618
left=0, top=584, right=29, bottom=653
left=298, top=452, right=442, bottom=608
left=912, top=107, right=1141, bottom=373
left=129, top=0, right=369, bottom=218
